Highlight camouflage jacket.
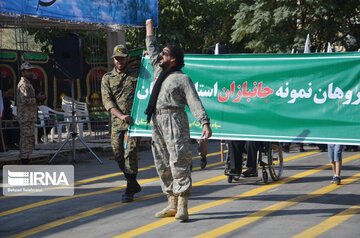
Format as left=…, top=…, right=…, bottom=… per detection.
left=101, top=67, right=138, bottom=130
left=16, top=77, right=37, bottom=123
left=146, top=36, right=210, bottom=126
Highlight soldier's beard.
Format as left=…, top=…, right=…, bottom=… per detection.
left=160, top=62, right=170, bottom=70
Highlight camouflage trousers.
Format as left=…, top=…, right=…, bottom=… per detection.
left=151, top=111, right=192, bottom=196
left=111, top=128, right=138, bottom=175
left=19, top=121, right=35, bottom=159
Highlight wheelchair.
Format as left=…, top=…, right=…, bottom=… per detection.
left=224, top=141, right=284, bottom=184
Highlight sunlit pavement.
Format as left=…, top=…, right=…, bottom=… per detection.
left=0, top=141, right=359, bottom=238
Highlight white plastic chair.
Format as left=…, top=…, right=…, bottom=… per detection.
left=38, top=105, right=67, bottom=142
left=35, top=109, right=47, bottom=144
left=61, top=96, right=92, bottom=137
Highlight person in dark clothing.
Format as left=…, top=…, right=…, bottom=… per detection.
left=28, top=77, right=49, bottom=143
left=227, top=140, right=262, bottom=177
left=242, top=141, right=262, bottom=177
left=318, top=144, right=327, bottom=152
left=228, top=140, right=246, bottom=175
left=282, top=142, right=305, bottom=152
left=1, top=88, right=20, bottom=151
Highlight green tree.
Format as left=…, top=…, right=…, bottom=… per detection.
left=126, top=0, right=243, bottom=53
left=153, top=0, right=244, bottom=53
left=25, top=0, right=245, bottom=54
left=231, top=0, right=360, bottom=53
left=26, top=0, right=359, bottom=55
left=27, top=28, right=107, bottom=59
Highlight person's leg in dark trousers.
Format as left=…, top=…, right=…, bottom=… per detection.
left=318, top=143, right=327, bottom=152
left=228, top=140, right=246, bottom=174
left=282, top=142, right=290, bottom=152
left=243, top=141, right=261, bottom=177
left=299, top=143, right=305, bottom=152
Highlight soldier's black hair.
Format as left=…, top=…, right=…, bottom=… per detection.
left=166, top=43, right=184, bottom=70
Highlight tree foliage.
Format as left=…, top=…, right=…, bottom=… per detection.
left=25, top=0, right=360, bottom=54
left=27, top=28, right=107, bottom=58
left=231, top=0, right=360, bottom=53
left=154, top=0, right=244, bottom=53
left=125, top=0, right=245, bottom=53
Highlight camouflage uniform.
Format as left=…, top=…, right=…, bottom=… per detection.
left=146, top=36, right=210, bottom=196
left=101, top=67, right=139, bottom=174
left=17, top=77, right=37, bottom=159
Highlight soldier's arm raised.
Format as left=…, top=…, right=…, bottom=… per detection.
left=146, top=19, right=154, bottom=36
left=145, top=19, right=162, bottom=77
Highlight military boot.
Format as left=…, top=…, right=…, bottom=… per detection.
left=155, top=195, right=177, bottom=218
left=175, top=195, right=189, bottom=221
left=122, top=173, right=141, bottom=203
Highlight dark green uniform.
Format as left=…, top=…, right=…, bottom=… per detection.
left=101, top=67, right=138, bottom=174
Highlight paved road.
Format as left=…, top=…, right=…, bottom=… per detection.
left=0, top=141, right=359, bottom=238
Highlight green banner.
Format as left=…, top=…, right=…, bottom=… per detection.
left=130, top=52, right=360, bottom=145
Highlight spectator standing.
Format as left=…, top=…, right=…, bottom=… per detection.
left=328, top=144, right=343, bottom=185
left=1, top=88, right=19, bottom=151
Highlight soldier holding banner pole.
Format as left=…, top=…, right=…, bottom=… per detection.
left=101, top=45, right=141, bottom=203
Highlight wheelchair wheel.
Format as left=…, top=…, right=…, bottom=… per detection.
left=267, top=142, right=283, bottom=181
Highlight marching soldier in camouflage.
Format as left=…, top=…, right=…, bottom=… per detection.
left=16, top=62, right=46, bottom=164
left=101, top=44, right=141, bottom=202
left=145, top=19, right=212, bottom=221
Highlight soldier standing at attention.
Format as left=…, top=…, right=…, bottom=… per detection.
left=145, top=19, right=212, bottom=222
left=17, top=62, right=46, bottom=164
left=101, top=45, right=141, bottom=202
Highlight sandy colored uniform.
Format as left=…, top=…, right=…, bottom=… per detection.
left=17, top=77, right=37, bottom=159
left=101, top=67, right=139, bottom=174
left=146, top=36, right=210, bottom=196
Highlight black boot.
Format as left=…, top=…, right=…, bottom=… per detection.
left=200, top=156, right=207, bottom=169
left=122, top=173, right=141, bottom=203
